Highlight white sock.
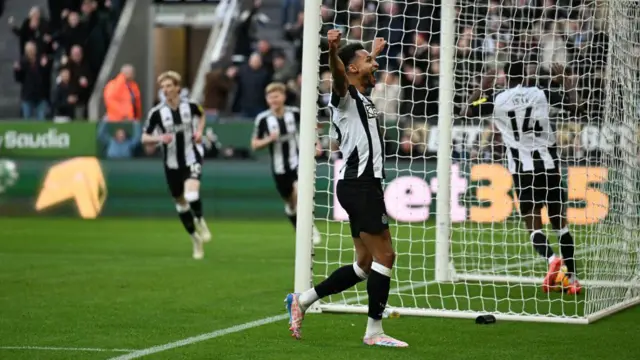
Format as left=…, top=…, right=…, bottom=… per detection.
left=365, top=317, right=384, bottom=338
left=548, top=254, right=558, bottom=264
left=299, top=288, right=319, bottom=311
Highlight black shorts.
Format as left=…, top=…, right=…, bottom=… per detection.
left=336, top=179, right=389, bottom=238
left=164, top=162, right=203, bottom=198
left=273, top=170, right=298, bottom=199
left=512, top=167, right=566, bottom=218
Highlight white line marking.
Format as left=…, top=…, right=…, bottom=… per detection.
left=0, top=346, right=136, bottom=353
left=110, top=247, right=593, bottom=359
left=107, top=315, right=287, bottom=360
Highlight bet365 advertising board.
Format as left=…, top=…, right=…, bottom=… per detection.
left=0, top=157, right=611, bottom=225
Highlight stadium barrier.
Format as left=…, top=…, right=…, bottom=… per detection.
left=0, top=158, right=608, bottom=223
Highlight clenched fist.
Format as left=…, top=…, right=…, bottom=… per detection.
left=327, top=29, right=342, bottom=52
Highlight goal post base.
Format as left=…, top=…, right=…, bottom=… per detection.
left=455, top=273, right=640, bottom=289
left=316, top=304, right=590, bottom=324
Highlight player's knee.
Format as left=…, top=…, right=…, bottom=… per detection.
left=376, top=250, right=395, bottom=268
left=175, top=202, right=190, bottom=213
left=184, top=191, right=199, bottom=203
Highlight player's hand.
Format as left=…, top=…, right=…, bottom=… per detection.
left=269, top=131, right=280, bottom=142
left=193, top=131, right=202, bottom=144
left=160, top=134, right=173, bottom=144
left=327, top=29, right=342, bottom=52
left=372, top=37, right=386, bottom=56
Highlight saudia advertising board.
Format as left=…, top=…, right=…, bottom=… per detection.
left=0, top=122, right=97, bottom=157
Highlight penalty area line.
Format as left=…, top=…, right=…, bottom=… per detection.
left=109, top=247, right=595, bottom=360
left=0, top=346, right=136, bottom=353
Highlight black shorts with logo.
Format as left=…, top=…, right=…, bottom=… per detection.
left=512, top=167, right=566, bottom=217
left=336, top=178, right=389, bottom=238
left=273, top=170, right=298, bottom=199
left=164, top=162, right=203, bottom=198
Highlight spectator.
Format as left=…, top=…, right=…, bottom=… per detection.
left=204, top=66, right=237, bottom=114
left=271, top=52, right=296, bottom=83
left=62, top=45, right=92, bottom=116
left=52, top=12, right=87, bottom=56
left=233, top=0, right=269, bottom=62
left=97, top=120, right=141, bottom=158
left=52, top=68, right=77, bottom=122
left=255, top=39, right=275, bottom=74
left=48, top=0, right=78, bottom=32
left=232, top=53, right=271, bottom=117
left=104, top=64, right=142, bottom=122
left=9, top=7, right=52, bottom=56
left=81, top=0, right=113, bottom=76
left=14, top=42, right=51, bottom=120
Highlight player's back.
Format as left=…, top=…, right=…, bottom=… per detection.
left=492, top=85, right=559, bottom=173
left=493, top=85, right=555, bottom=152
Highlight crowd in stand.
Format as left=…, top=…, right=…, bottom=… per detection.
left=204, top=0, right=611, bottom=161
left=11, top=0, right=124, bottom=121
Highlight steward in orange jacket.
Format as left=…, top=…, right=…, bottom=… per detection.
left=104, top=65, right=142, bottom=121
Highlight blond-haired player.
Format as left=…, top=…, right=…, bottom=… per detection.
left=142, top=71, right=211, bottom=259
left=251, top=82, right=321, bottom=245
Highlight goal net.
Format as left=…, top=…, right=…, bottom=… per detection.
left=295, top=0, right=640, bottom=323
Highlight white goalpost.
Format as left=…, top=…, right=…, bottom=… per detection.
left=295, top=0, right=640, bottom=324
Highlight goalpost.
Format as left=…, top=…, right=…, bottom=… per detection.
left=295, top=0, right=640, bottom=324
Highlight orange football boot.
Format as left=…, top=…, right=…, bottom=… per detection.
left=565, top=278, right=582, bottom=295
left=542, top=257, right=563, bottom=293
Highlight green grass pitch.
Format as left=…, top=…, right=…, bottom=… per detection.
left=1, top=218, right=639, bottom=360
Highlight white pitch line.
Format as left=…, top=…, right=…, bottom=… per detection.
left=109, top=246, right=592, bottom=360
left=0, top=346, right=136, bottom=353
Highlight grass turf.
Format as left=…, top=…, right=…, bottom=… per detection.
left=0, top=218, right=638, bottom=360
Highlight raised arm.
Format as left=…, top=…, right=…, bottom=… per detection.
left=547, top=64, right=584, bottom=114
left=370, top=37, right=387, bottom=59
left=327, top=29, right=348, bottom=97
left=459, top=69, right=497, bottom=117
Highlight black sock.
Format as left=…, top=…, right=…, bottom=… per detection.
left=531, top=231, right=554, bottom=259
left=287, top=214, right=297, bottom=228
left=367, top=263, right=391, bottom=320
left=559, top=229, right=576, bottom=275
left=190, top=200, right=203, bottom=220
left=315, top=264, right=365, bottom=298
left=178, top=210, right=196, bottom=235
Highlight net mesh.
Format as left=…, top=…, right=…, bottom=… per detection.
left=311, top=0, right=640, bottom=320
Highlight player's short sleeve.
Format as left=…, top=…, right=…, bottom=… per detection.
left=253, top=115, right=269, bottom=139
left=330, top=92, right=350, bottom=110
left=144, top=109, right=161, bottom=135
left=468, top=92, right=495, bottom=117
left=189, top=102, right=204, bottom=117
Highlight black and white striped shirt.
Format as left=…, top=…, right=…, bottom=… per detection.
left=330, top=85, right=385, bottom=180
left=145, top=100, right=204, bottom=169
left=470, top=85, right=567, bottom=174
left=253, top=106, right=300, bottom=175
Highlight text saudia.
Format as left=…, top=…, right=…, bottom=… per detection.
left=0, top=129, right=70, bottom=149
